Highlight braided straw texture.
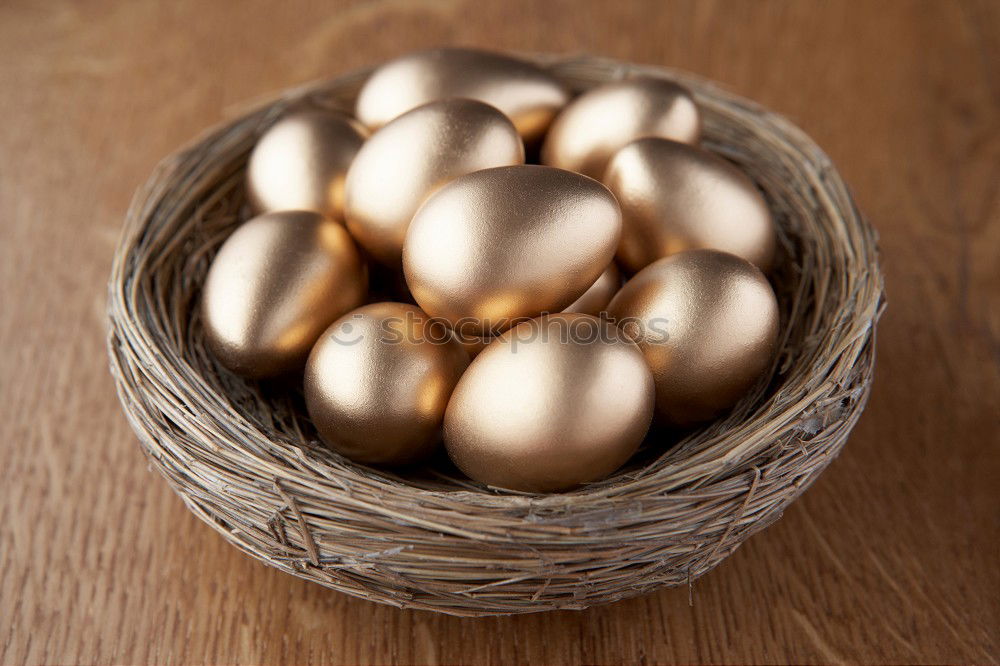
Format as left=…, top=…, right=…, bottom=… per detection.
left=107, top=55, right=885, bottom=616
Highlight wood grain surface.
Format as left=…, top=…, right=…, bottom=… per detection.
left=1, top=1, right=997, bottom=664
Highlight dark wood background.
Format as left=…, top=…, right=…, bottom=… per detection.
left=1, top=1, right=997, bottom=664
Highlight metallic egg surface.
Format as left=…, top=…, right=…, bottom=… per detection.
left=541, top=76, right=701, bottom=179
left=402, top=165, right=622, bottom=335
left=201, top=211, right=368, bottom=378
left=605, top=138, right=776, bottom=273
left=563, top=263, right=621, bottom=315
left=305, top=302, right=469, bottom=465
left=355, top=47, right=570, bottom=142
left=607, top=249, right=779, bottom=426
left=246, top=110, right=366, bottom=218
left=444, top=313, right=655, bottom=492
left=344, top=98, right=524, bottom=267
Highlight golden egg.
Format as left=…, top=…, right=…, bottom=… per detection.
left=246, top=109, right=365, bottom=218
left=344, top=99, right=524, bottom=267
left=607, top=249, right=779, bottom=426
left=563, top=263, right=621, bottom=315
left=305, top=302, right=469, bottom=464
left=605, top=138, right=776, bottom=273
left=541, top=77, right=701, bottom=179
left=201, top=211, right=368, bottom=378
left=444, top=313, right=654, bottom=492
left=355, top=47, right=569, bottom=142
left=403, top=165, right=621, bottom=335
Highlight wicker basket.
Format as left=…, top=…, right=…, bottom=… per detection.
left=107, top=55, right=884, bottom=616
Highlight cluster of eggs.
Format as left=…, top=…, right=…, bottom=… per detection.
left=202, top=48, right=780, bottom=492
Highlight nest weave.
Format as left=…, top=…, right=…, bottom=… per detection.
left=107, top=55, right=885, bottom=616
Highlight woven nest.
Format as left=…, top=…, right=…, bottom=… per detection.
left=107, top=55, right=885, bottom=616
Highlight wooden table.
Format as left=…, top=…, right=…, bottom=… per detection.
left=2, top=1, right=997, bottom=663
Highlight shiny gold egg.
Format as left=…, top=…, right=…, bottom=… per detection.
left=605, top=138, right=776, bottom=273
left=607, top=249, right=779, bottom=426
left=444, top=313, right=654, bottom=492
left=355, top=47, right=569, bottom=142
left=541, top=77, right=701, bottom=179
left=201, top=211, right=368, bottom=378
left=246, top=110, right=366, bottom=218
left=305, top=302, right=469, bottom=464
left=344, top=99, right=524, bottom=267
left=403, top=165, right=622, bottom=335
left=563, top=263, right=621, bottom=315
